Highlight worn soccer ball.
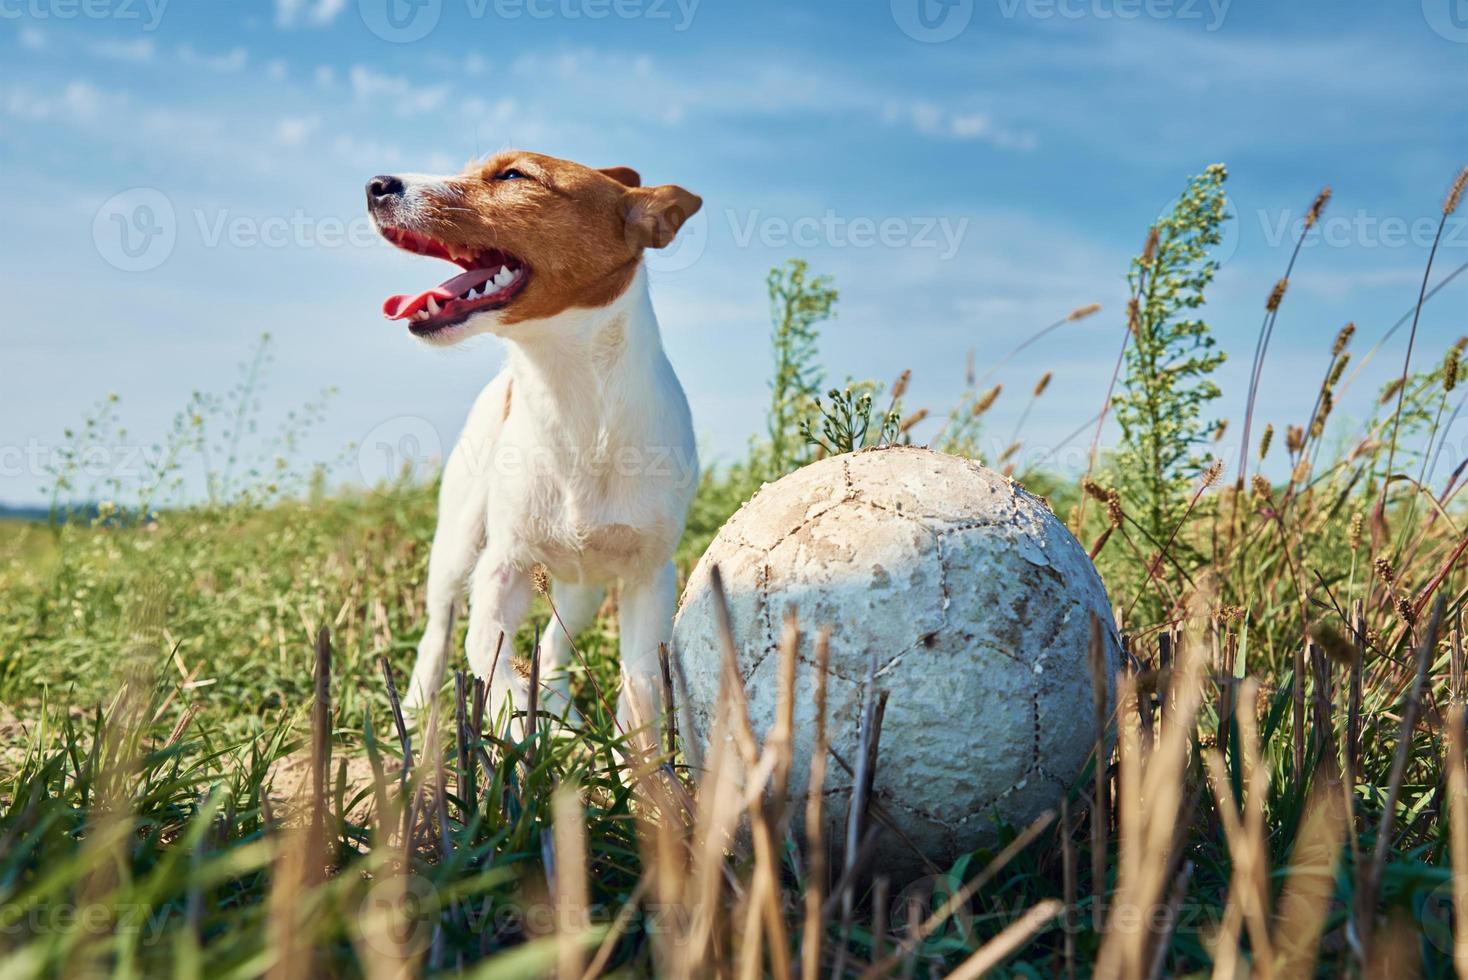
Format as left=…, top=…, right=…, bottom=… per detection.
left=670, top=445, right=1121, bottom=875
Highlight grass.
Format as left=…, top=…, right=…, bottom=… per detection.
left=5, top=167, right=1468, bottom=977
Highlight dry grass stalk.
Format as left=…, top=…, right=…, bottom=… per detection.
left=944, top=900, right=1064, bottom=980
left=1097, top=626, right=1207, bottom=979
left=1088, top=615, right=1112, bottom=932
left=974, top=384, right=1002, bottom=415
left=1062, top=798, right=1077, bottom=980
left=309, top=626, right=333, bottom=880
left=1146, top=860, right=1193, bottom=980
left=1358, top=595, right=1445, bottom=963
left=1446, top=704, right=1468, bottom=978
left=552, top=782, right=590, bottom=979
left=860, top=809, right=1056, bottom=978
left=1447, top=165, right=1468, bottom=217
left=1273, top=787, right=1346, bottom=980
left=801, top=630, right=832, bottom=980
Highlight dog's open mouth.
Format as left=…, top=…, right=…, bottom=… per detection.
left=379, top=227, right=530, bottom=335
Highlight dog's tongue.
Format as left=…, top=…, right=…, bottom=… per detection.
left=383, top=268, right=495, bottom=320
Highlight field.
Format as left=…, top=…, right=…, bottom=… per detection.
left=4, top=165, right=1468, bottom=978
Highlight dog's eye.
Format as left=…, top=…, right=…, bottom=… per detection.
left=493, top=169, right=527, bottom=182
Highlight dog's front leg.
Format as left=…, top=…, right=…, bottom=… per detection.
left=465, top=556, right=534, bottom=731
left=617, top=561, right=678, bottom=754
left=405, top=451, right=487, bottom=714
left=537, top=581, right=605, bottom=721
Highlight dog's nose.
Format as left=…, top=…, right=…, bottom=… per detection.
left=367, top=175, right=405, bottom=204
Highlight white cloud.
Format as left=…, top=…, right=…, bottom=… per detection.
left=178, top=44, right=248, bottom=73
left=88, top=38, right=156, bottom=63
left=348, top=66, right=448, bottom=113
left=275, top=115, right=320, bottom=146
left=885, top=101, right=1037, bottom=151
left=266, top=59, right=288, bottom=81
left=0, top=80, right=121, bottom=122
left=275, top=0, right=347, bottom=27
left=19, top=27, right=46, bottom=50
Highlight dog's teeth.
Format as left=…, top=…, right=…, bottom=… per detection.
left=494, top=267, right=515, bottom=287
left=467, top=286, right=481, bottom=299
left=426, top=297, right=441, bottom=315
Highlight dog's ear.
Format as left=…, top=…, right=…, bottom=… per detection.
left=623, top=184, right=703, bottom=250
left=599, top=166, right=642, bottom=188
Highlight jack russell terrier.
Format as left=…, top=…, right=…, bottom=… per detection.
left=366, top=151, right=702, bottom=738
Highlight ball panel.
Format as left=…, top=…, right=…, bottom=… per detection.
left=741, top=649, right=864, bottom=798
left=719, top=456, right=851, bottom=553
left=880, top=636, right=1035, bottom=823
left=762, top=501, right=945, bottom=683
left=671, top=539, right=772, bottom=760
left=1032, top=602, right=1117, bottom=790
left=845, top=445, right=1023, bottom=529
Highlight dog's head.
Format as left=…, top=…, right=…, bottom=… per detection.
left=367, top=151, right=701, bottom=344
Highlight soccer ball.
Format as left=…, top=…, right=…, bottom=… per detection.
left=670, top=445, right=1121, bottom=874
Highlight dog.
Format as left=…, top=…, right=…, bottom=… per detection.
left=366, top=151, right=702, bottom=739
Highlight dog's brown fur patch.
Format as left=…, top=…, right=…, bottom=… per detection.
left=408, top=151, right=700, bottom=326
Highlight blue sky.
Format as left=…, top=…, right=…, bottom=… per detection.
left=3, top=0, right=1468, bottom=506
